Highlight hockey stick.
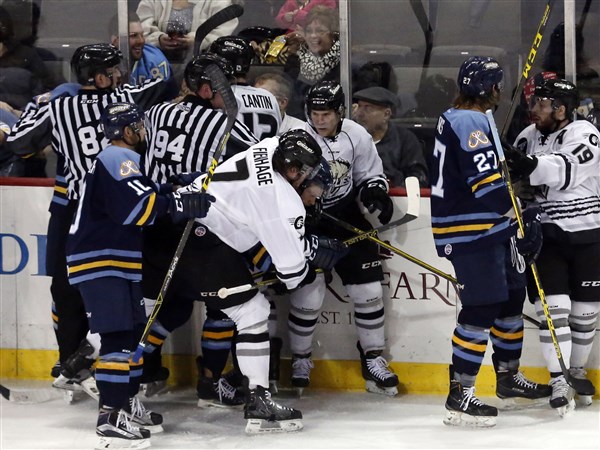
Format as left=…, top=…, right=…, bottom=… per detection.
left=322, top=212, right=457, bottom=284
left=132, top=65, right=239, bottom=363
left=0, top=383, right=62, bottom=404
left=344, top=177, right=420, bottom=246
left=193, top=4, right=244, bottom=56
left=500, top=0, right=556, bottom=139
left=409, top=0, right=434, bottom=92
left=578, top=0, right=593, bottom=30
left=486, top=109, right=573, bottom=385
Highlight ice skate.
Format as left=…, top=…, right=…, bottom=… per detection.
left=494, top=358, right=551, bottom=408
left=53, top=369, right=98, bottom=402
left=244, top=385, right=303, bottom=434
left=269, top=338, right=282, bottom=396
left=96, top=407, right=151, bottom=450
left=139, top=366, right=169, bottom=398
left=444, top=380, right=498, bottom=428
left=124, top=396, right=163, bottom=433
left=50, top=360, right=62, bottom=378
left=291, top=354, right=313, bottom=397
left=357, top=342, right=399, bottom=396
left=549, top=375, right=576, bottom=417
left=197, top=376, right=245, bottom=408
left=569, top=368, right=595, bottom=407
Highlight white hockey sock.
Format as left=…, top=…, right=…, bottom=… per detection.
left=569, top=301, right=600, bottom=368
left=346, top=282, right=385, bottom=352
left=288, top=275, right=326, bottom=355
left=535, top=294, right=572, bottom=373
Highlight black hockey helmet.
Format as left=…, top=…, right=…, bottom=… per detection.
left=274, top=129, right=322, bottom=179
left=208, top=36, right=255, bottom=76
left=184, top=53, right=234, bottom=93
left=305, top=80, right=346, bottom=117
left=457, top=56, right=504, bottom=98
left=71, top=43, right=123, bottom=85
left=532, top=78, right=579, bottom=114
left=100, top=102, right=145, bottom=140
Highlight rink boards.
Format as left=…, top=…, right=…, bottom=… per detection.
left=1, top=182, right=598, bottom=396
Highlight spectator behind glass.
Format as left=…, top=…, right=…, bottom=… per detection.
left=0, top=5, right=56, bottom=111
left=254, top=72, right=306, bottom=135
left=284, top=5, right=340, bottom=117
left=109, top=11, right=178, bottom=97
left=275, top=0, right=337, bottom=33
left=136, top=0, right=239, bottom=64
left=352, top=86, right=428, bottom=188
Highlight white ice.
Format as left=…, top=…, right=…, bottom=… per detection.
left=1, top=383, right=599, bottom=449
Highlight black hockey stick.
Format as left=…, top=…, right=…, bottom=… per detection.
left=409, top=0, right=434, bottom=92
left=193, top=3, right=244, bottom=56
left=578, top=0, right=593, bottom=30
left=133, top=64, right=239, bottom=363
left=500, top=0, right=556, bottom=139
left=486, top=109, right=573, bottom=386
left=0, top=382, right=62, bottom=404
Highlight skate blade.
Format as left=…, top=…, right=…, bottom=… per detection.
left=268, top=381, right=279, bottom=396
left=95, top=436, right=151, bottom=449
left=365, top=381, right=398, bottom=397
left=575, top=395, right=593, bottom=407
left=140, top=381, right=168, bottom=398
left=555, top=398, right=576, bottom=418
left=245, top=418, right=303, bottom=434
left=197, top=398, right=244, bottom=409
left=136, top=423, right=163, bottom=434
left=52, top=375, right=83, bottom=392
left=81, top=378, right=100, bottom=401
left=443, top=410, right=496, bottom=428
left=496, top=397, right=548, bottom=411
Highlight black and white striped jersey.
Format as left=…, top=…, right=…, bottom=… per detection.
left=6, top=78, right=169, bottom=200
left=514, top=119, right=600, bottom=242
left=143, top=95, right=258, bottom=184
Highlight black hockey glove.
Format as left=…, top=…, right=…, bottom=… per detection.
left=269, top=265, right=317, bottom=295
left=359, top=180, right=394, bottom=224
left=515, top=207, right=543, bottom=266
left=306, top=234, right=349, bottom=271
left=503, top=143, right=538, bottom=178
left=305, top=198, right=324, bottom=226
left=168, top=171, right=203, bottom=187
left=168, top=191, right=215, bottom=224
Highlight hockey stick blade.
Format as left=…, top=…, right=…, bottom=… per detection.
left=0, top=383, right=61, bottom=404
left=194, top=4, right=244, bottom=56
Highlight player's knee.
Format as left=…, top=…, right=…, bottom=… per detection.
left=289, top=274, right=326, bottom=311
left=458, top=302, right=504, bottom=329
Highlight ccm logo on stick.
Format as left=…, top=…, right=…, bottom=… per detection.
left=581, top=281, right=600, bottom=287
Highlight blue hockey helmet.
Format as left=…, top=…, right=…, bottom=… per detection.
left=301, top=157, right=332, bottom=192
left=457, top=56, right=504, bottom=97
left=100, top=102, right=145, bottom=140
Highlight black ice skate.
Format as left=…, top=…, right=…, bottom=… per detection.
left=197, top=376, right=245, bottom=408
left=52, top=339, right=99, bottom=403
left=569, top=367, right=595, bottom=407
left=124, top=396, right=163, bottom=433
left=494, top=356, right=551, bottom=407
left=444, top=380, right=498, bottom=428
left=291, top=354, right=313, bottom=396
left=549, top=375, right=576, bottom=417
left=96, top=407, right=150, bottom=450
left=244, top=385, right=303, bottom=434
left=139, top=350, right=169, bottom=398
left=269, top=337, right=282, bottom=395
left=357, top=342, right=399, bottom=396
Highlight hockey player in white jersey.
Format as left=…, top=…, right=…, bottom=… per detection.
left=209, top=36, right=282, bottom=140
left=183, top=129, right=339, bottom=433
left=507, top=78, right=600, bottom=411
left=286, top=80, right=399, bottom=396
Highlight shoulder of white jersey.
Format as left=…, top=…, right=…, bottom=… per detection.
left=97, top=145, right=143, bottom=180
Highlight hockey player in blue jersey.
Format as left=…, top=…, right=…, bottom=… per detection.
left=66, top=102, right=213, bottom=449
left=429, top=56, right=551, bottom=427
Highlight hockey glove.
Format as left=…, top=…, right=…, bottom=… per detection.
left=270, top=266, right=317, bottom=295
left=359, top=180, right=394, bottom=224
left=306, top=234, right=349, bottom=271
left=305, top=198, right=324, bottom=226
left=503, top=143, right=538, bottom=178
left=168, top=191, right=215, bottom=224
left=515, top=207, right=543, bottom=266
left=168, top=171, right=203, bottom=187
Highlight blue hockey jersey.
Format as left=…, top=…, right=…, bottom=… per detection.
left=130, top=44, right=172, bottom=85
left=429, top=108, right=514, bottom=258
left=66, top=145, right=169, bottom=284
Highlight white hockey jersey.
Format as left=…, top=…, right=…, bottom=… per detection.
left=189, top=137, right=310, bottom=289
left=233, top=84, right=282, bottom=140
left=514, top=119, right=600, bottom=241
left=302, top=119, right=388, bottom=207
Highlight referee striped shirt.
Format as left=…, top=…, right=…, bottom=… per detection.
left=144, top=95, right=258, bottom=183
left=6, top=78, right=169, bottom=200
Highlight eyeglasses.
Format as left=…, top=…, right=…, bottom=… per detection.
left=305, top=27, right=329, bottom=36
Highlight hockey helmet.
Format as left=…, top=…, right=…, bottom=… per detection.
left=71, top=43, right=123, bottom=85
left=100, top=102, right=145, bottom=140
left=209, top=36, right=255, bottom=76
left=184, top=53, right=234, bottom=93
left=305, top=80, right=346, bottom=117
left=274, top=129, right=322, bottom=178
left=532, top=78, right=579, bottom=114
left=457, top=56, right=504, bottom=98
left=300, top=157, right=332, bottom=192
